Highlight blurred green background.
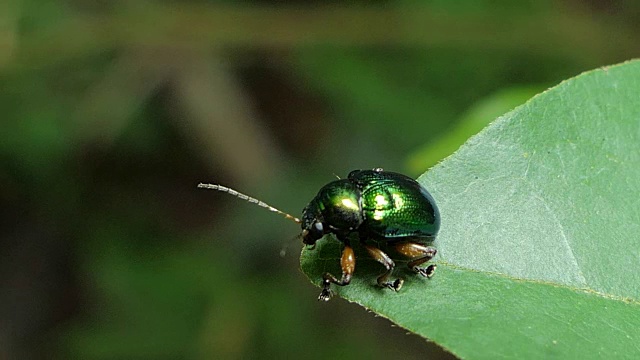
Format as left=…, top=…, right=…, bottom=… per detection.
left=1, top=1, right=639, bottom=359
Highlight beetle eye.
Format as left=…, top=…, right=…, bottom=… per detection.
left=302, top=222, right=325, bottom=245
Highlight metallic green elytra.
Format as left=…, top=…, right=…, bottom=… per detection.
left=198, top=168, right=440, bottom=302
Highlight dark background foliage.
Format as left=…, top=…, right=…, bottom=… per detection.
left=1, top=0, right=639, bottom=358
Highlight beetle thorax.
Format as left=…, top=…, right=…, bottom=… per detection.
left=300, top=179, right=364, bottom=245
left=314, top=179, right=363, bottom=231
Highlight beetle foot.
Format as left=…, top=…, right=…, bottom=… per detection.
left=382, top=278, right=404, bottom=292
left=415, top=264, right=437, bottom=278
left=318, top=288, right=334, bottom=301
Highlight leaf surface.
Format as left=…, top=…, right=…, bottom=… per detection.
left=301, top=60, right=640, bottom=359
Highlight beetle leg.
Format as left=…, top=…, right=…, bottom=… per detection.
left=364, top=245, right=404, bottom=291
left=395, top=242, right=437, bottom=278
left=319, top=245, right=355, bottom=301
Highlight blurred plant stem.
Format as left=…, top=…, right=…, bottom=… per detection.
left=74, top=48, right=172, bottom=147
left=74, top=47, right=284, bottom=186
left=0, top=0, right=18, bottom=68
left=7, top=4, right=637, bottom=71
left=173, top=51, right=286, bottom=185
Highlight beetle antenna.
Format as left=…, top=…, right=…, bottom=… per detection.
left=198, top=183, right=301, bottom=224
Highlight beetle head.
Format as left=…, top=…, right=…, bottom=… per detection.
left=302, top=221, right=325, bottom=246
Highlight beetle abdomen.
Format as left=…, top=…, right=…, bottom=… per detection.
left=350, top=170, right=440, bottom=239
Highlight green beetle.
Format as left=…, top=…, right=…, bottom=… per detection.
left=199, top=168, right=440, bottom=301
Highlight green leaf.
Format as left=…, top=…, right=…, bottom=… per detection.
left=301, top=60, right=640, bottom=359
left=406, top=85, right=546, bottom=172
